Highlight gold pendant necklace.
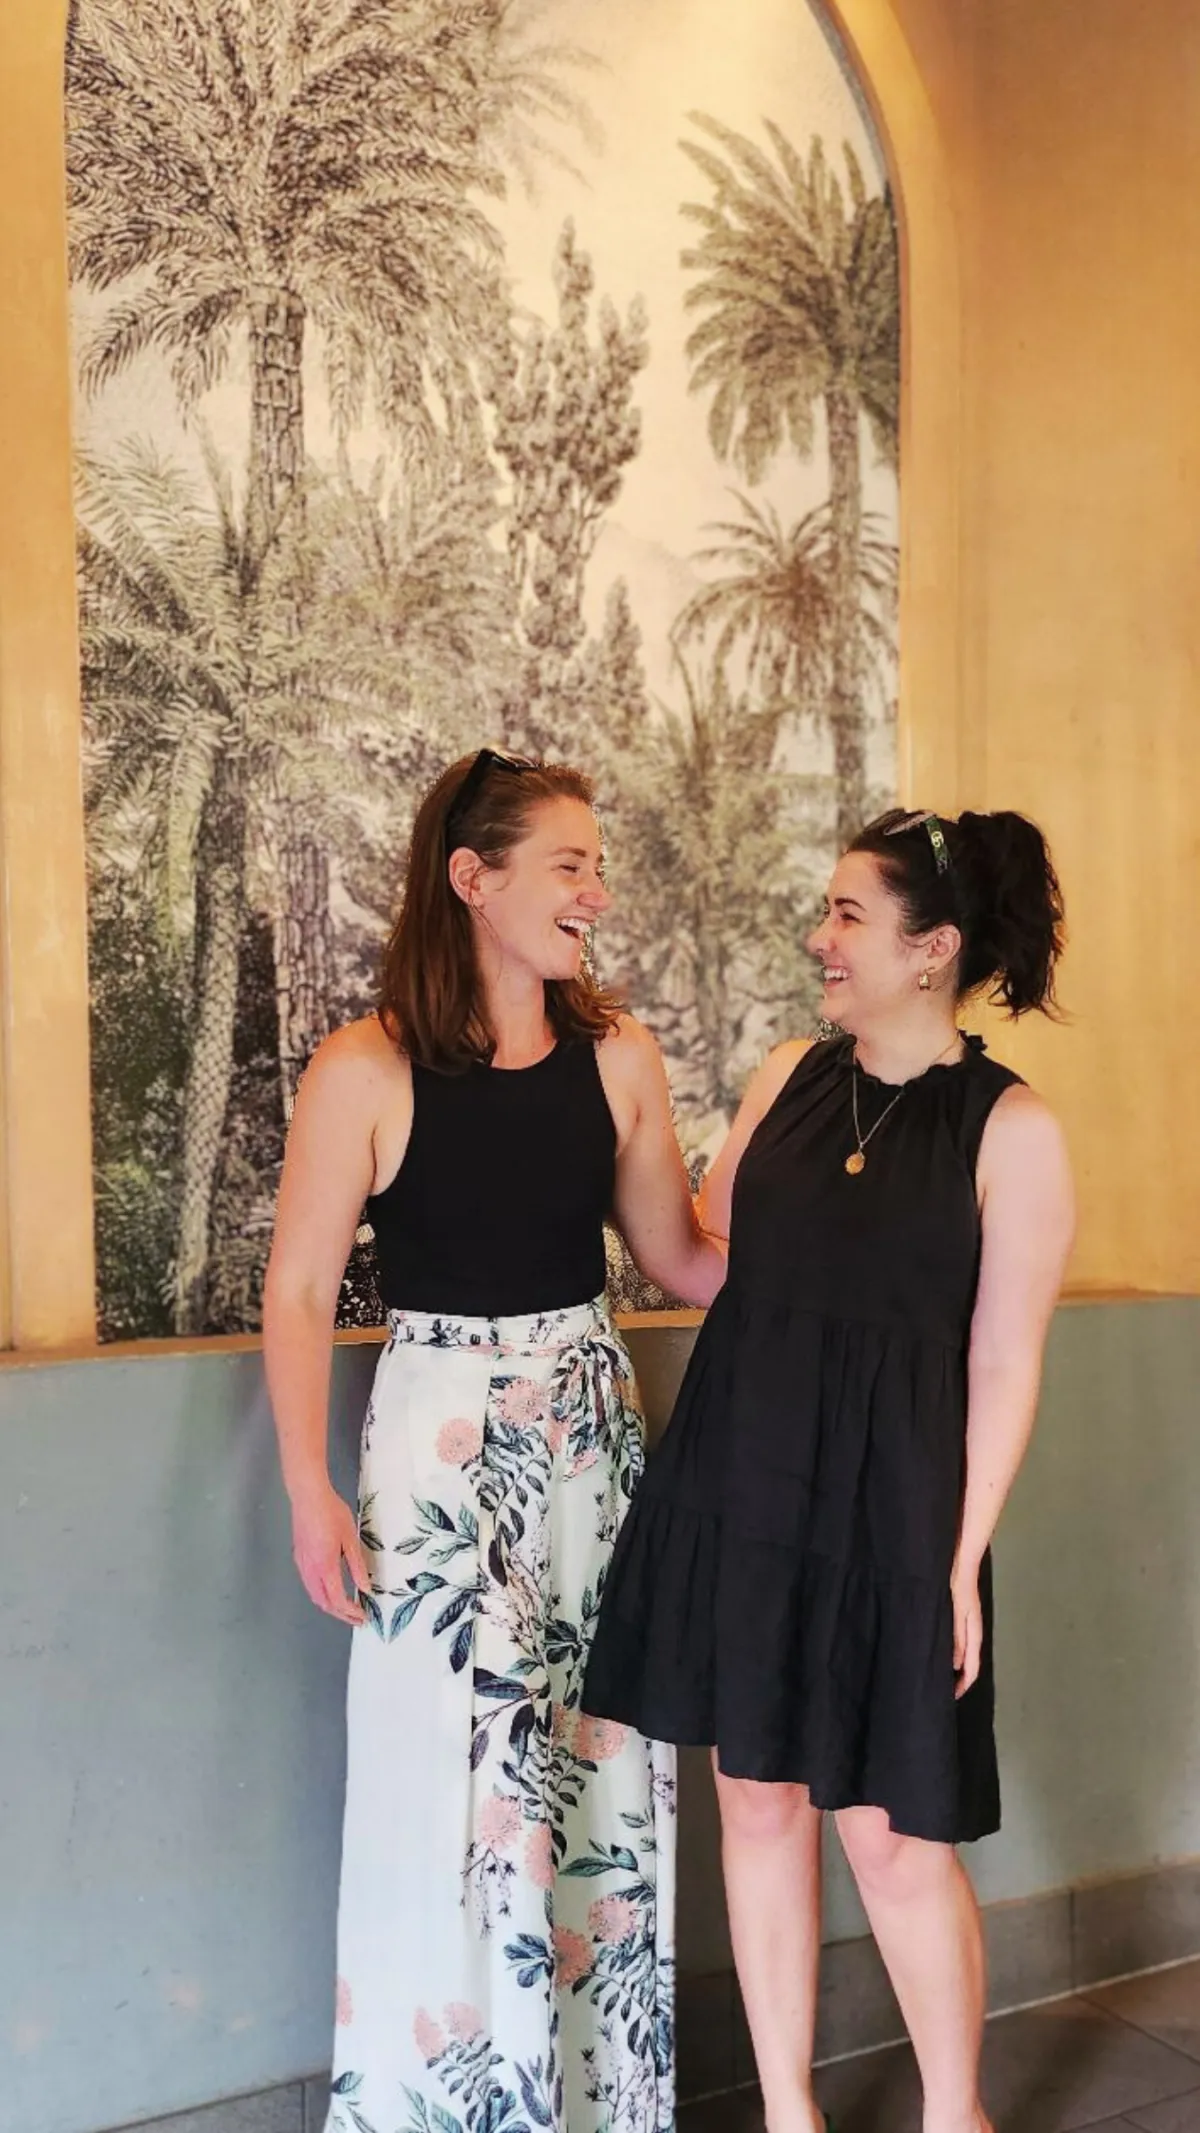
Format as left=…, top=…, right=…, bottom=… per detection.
left=846, top=1066, right=905, bottom=1175
left=845, top=1034, right=966, bottom=1176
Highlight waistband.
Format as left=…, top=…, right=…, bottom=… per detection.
left=385, top=1293, right=615, bottom=1357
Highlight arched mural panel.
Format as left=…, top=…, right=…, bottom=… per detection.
left=66, top=0, right=899, bottom=1339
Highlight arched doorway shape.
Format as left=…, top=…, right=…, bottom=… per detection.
left=823, top=0, right=969, bottom=812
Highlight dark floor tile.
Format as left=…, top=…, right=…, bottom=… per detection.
left=677, top=2088, right=763, bottom=2133
left=1087, top=1962, right=1200, bottom=2068
left=1125, top=2088, right=1200, bottom=2131
left=813, top=1995, right=1200, bottom=2133
left=116, top=2089, right=306, bottom=2133
left=678, top=1970, right=737, bottom=2101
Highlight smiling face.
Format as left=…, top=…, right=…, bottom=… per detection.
left=452, top=794, right=611, bottom=983
left=807, top=849, right=957, bottom=1030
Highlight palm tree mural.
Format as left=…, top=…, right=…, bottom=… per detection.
left=66, top=2, right=897, bottom=1341
left=67, top=0, right=508, bottom=1099
left=597, top=653, right=822, bottom=1129
left=674, top=491, right=897, bottom=744
left=680, top=118, right=899, bottom=848
left=77, top=436, right=292, bottom=1329
left=77, top=428, right=516, bottom=1333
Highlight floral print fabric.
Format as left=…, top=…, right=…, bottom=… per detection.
left=325, top=1296, right=676, bottom=2133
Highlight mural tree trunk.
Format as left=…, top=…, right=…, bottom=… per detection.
left=826, top=383, right=865, bottom=851
left=174, top=755, right=247, bottom=1333
left=247, top=288, right=333, bottom=1106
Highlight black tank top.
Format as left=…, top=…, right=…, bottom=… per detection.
left=367, top=1040, right=617, bottom=1316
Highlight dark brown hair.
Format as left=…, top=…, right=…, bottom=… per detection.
left=380, top=754, right=625, bottom=1071
left=850, top=807, right=1066, bottom=1016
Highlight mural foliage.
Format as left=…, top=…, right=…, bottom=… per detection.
left=66, top=0, right=899, bottom=1338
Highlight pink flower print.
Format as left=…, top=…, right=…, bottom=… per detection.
left=436, top=1417, right=484, bottom=1466
left=494, top=1377, right=544, bottom=1427
left=551, top=1702, right=577, bottom=1754
left=413, top=2007, right=446, bottom=2062
left=546, top=1414, right=567, bottom=1456
left=569, top=1447, right=599, bottom=1476
left=574, top=1715, right=629, bottom=1764
left=334, top=1975, right=353, bottom=2027
left=588, top=1894, right=638, bottom=1945
left=477, top=1791, right=522, bottom=1850
left=524, top=1820, right=555, bottom=1890
left=553, top=1925, right=592, bottom=1987
left=446, top=2002, right=484, bottom=2043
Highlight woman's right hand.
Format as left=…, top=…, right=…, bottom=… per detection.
left=289, top=1480, right=369, bottom=1626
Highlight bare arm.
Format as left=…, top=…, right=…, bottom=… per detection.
left=952, top=1084, right=1075, bottom=1693
left=601, top=1019, right=726, bottom=1308
left=695, top=1040, right=811, bottom=1243
left=263, top=1021, right=409, bottom=1623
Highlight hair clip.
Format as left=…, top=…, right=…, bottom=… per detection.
left=885, top=809, right=951, bottom=875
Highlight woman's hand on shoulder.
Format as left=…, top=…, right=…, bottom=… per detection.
left=697, top=1038, right=812, bottom=1244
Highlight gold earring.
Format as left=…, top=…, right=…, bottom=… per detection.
left=918, top=969, right=932, bottom=991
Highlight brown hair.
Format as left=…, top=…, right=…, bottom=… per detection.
left=379, top=754, right=625, bottom=1071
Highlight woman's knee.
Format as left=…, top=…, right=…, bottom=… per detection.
left=835, top=1805, right=953, bottom=1898
left=714, top=1766, right=816, bottom=1843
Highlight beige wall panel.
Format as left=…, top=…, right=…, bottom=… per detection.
left=969, top=0, right=1200, bottom=1289
left=0, top=0, right=96, bottom=1346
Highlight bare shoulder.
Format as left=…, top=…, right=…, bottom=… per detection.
left=981, top=1081, right=1068, bottom=1162
left=745, top=1037, right=812, bottom=1114
left=979, top=1082, right=1074, bottom=1219
left=603, top=1012, right=659, bottom=1057
left=298, top=1014, right=409, bottom=1108
left=595, top=1013, right=671, bottom=1119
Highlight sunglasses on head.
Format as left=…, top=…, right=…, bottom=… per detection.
left=444, top=746, right=539, bottom=851
left=884, top=808, right=951, bottom=876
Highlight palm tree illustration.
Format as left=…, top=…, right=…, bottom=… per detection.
left=78, top=436, right=298, bottom=1330
left=674, top=490, right=897, bottom=744
left=78, top=426, right=514, bottom=1331
left=679, top=118, right=899, bottom=847
left=598, top=653, right=820, bottom=1128
left=67, top=0, right=507, bottom=1105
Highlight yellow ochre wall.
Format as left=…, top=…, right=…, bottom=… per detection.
left=0, top=0, right=1196, bottom=1346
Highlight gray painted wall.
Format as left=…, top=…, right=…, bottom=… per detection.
left=3, top=1299, right=1198, bottom=2133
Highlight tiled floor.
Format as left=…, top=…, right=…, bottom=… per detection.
left=679, top=1960, right=1200, bottom=2133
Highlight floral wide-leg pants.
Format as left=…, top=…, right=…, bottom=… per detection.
left=324, top=1296, right=676, bottom=2133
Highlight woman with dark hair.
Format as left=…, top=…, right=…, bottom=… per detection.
left=584, top=807, right=1076, bottom=2133
left=265, top=750, right=724, bottom=2133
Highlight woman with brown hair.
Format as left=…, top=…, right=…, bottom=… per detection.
left=264, top=750, right=724, bottom=2133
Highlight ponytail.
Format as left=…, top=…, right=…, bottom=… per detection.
left=850, top=806, right=1065, bottom=1016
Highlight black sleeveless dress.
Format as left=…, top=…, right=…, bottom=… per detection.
left=582, top=1031, right=1022, bottom=1843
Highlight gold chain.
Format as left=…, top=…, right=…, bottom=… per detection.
left=845, top=1034, right=965, bottom=1177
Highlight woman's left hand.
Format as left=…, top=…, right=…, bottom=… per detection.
left=951, top=1560, right=983, bottom=1700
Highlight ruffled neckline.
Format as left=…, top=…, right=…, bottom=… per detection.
left=842, top=1030, right=987, bottom=1093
